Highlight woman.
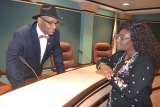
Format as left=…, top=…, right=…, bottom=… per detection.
left=96, top=20, right=160, bottom=107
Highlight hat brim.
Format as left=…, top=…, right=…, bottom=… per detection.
left=32, top=14, right=59, bottom=19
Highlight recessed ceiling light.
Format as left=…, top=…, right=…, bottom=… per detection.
left=123, top=3, right=130, bottom=6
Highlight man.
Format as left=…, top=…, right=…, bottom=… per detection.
left=6, top=4, right=65, bottom=89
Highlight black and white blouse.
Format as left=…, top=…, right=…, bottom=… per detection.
left=96, top=51, right=156, bottom=107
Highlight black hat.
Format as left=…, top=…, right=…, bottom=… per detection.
left=32, top=4, right=59, bottom=19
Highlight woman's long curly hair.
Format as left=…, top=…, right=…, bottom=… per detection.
left=118, top=20, right=160, bottom=70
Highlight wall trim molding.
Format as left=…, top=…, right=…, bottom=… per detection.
left=12, top=0, right=160, bottom=23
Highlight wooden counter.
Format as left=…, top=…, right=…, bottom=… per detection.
left=0, top=65, right=111, bottom=107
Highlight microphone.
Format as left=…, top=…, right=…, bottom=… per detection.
left=18, top=56, right=39, bottom=80
left=77, top=49, right=83, bottom=54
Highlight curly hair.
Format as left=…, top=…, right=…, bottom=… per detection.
left=118, top=20, right=160, bottom=70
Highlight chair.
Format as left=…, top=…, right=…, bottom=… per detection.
left=0, top=72, right=12, bottom=95
left=50, top=42, right=76, bottom=70
left=151, top=71, right=160, bottom=107
left=92, top=42, right=112, bottom=63
left=0, top=71, right=6, bottom=86
left=0, top=84, right=12, bottom=95
left=0, top=71, right=5, bottom=76
left=0, top=81, right=6, bottom=87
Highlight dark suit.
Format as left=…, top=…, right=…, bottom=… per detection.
left=6, top=22, right=65, bottom=89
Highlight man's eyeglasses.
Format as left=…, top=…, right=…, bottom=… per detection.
left=40, top=17, right=59, bottom=26
left=116, top=34, right=131, bottom=41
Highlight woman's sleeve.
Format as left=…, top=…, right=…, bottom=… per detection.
left=96, top=56, right=113, bottom=70
left=96, top=51, right=121, bottom=70
left=110, top=56, right=156, bottom=98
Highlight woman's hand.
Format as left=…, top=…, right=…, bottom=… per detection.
left=96, top=63, right=114, bottom=80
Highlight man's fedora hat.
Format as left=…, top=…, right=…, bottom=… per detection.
left=32, top=4, right=59, bottom=19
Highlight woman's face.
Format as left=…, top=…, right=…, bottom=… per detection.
left=116, top=28, right=134, bottom=51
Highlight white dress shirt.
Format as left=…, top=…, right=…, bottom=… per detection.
left=36, top=23, right=49, bottom=63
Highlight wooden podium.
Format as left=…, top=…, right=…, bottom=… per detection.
left=0, top=65, right=111, bottom=107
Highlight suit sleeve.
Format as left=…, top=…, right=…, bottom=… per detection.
left=110, top=57, right=156, bottom=98
left=52, top=31, right=65, bottom=74
left=6, top=32, right=25, bottom=89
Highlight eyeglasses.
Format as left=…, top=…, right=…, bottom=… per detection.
left=116, top=34, right=131, bottom=41
left=40, top=17, right=59, bottom=26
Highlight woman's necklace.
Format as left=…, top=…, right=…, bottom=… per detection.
left=113, top=53, right=126, bottom=71
left=113, top=52, right=139, bottom=74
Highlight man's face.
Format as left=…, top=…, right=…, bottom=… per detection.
left=37, top=16, right=58, bottom=35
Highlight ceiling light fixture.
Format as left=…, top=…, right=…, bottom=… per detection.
left=123, top=3, right=130, bottom=6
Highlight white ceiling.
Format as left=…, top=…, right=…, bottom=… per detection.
left=88, top=0, right=160, bottom=10
left=72, top=0, right=160, bottom=14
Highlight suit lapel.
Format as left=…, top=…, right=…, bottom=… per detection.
left=30, top=22, right=41, bottom=64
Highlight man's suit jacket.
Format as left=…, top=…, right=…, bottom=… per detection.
left=6, top=22, right=65, bottom=89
